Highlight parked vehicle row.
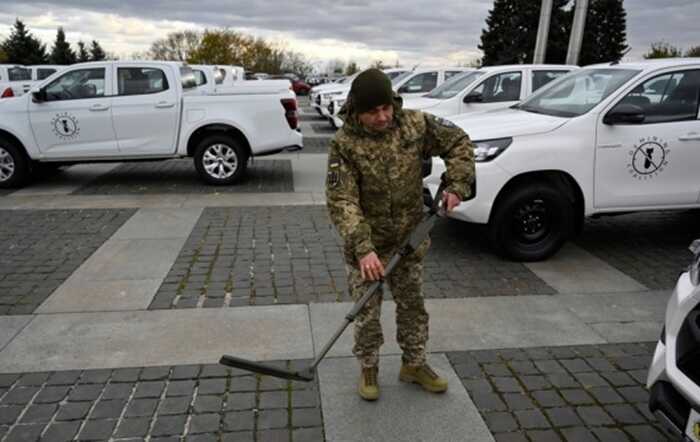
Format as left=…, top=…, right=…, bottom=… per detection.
left=0, top=61, right=302, bottom=188
left=423, top=58, right=700, bottom=262
left=0, top=64, right=67, bottom=99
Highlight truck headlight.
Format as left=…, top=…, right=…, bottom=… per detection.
left=473, top=137, right=512, bottom=162
left=690, top=239, right=700, bottom=286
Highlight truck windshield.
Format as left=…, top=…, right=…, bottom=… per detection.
left=426, top=71, right=484, bottom=99
left=516, top=68, right=640, bottom=118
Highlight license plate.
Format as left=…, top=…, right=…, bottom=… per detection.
left=686, top=409, right=700, bottom=442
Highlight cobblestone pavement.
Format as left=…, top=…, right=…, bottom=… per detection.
left=577, top=210, right=700, bottom=290
left=0, top=209, right=136, bottom=315
left=148, top=206, right=554, bottom=310
left=309, top=124, right=336, bottom=135
left=448, top=342, right=669, bottom=442
left=300, top=138, right=330, bottom=154
left=72, top=160, right=293, bottom=195
left=0, top=362, right=324, bottom=442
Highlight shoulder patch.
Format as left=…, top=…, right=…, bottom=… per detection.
left=434, top=116, right=457, bottom=128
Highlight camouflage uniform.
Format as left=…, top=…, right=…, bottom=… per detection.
left=326, top=95, right=475, bottom=368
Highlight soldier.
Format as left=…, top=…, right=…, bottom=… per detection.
left=325, top=68, right=475, bottom=401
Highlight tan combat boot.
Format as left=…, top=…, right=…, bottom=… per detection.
left=358, top=366, right=379, bottom=401
left=399, top=364, right=448, bottom=393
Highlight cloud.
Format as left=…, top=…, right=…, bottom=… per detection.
left=1, top=0, right=698, bottom=67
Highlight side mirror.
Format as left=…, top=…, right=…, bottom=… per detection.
left=397, top=84, right=409, bottom=94
left=463, top=92, right=483, bottom=103
left=603, top=103, right=645, bottom=125
left=31, top=86, right=46, bottom=102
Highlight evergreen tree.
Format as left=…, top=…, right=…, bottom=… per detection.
left=76, top=41, right=90, bottom=62
left=578, top=0, right=628, bottom=65
left=89, top=40, right=106, bottom=61
left=0, top=19, right=48, bottom=64
left=479, top=0, right=569, bottom=65
left=49, top=27, right=76, bottom=65
left=686, top=46, right=700, bottom=57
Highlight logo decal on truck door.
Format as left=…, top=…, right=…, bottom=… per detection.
left=627, top=136, right=669, bottom=180
left=51, top=113, right=80, bottom=140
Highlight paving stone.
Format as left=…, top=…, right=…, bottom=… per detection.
left=156, top=396, right=190, bottom=415
left=525, top=430, right=561, bottom=442
left=618, top=386, right=649, bottom=403
left=224, top=393, right=255, bottom=411
left=591, top=427, right=632, bottom=441
left=171, top=365, right=201, bottom=380
left=20, top=403, right=57, bottom=423
left=111, top=368, right=141, bottom=383
left=471, top=391, right=508, bottom=411
left=531, top=391, right=566, bottom=408
left=140, top=366, right=171, bottom=380
left=572, top=372, right=609, bottom=388
left=259, top=391, right=288, bottom=409
left=0, top=406, right=23, bottom=424
left=78, top=419, right=117, bottom=440
left=102, top=382, right=134, bottom=399
left=200, top=365, right=229, bottom=378
left=291, top=390, right=318, bottom=408
left=2, top=387, right=39, bottom=404
left=68, top=384, right=103, bottom=401
left=256, top=428, right=289, bottom=442
left=125, top=398, right=159, bottom=417
left=518, top=375, right=551, bottom=391
left=514, top=409, right=550, bottom=430
left=197, top=378, right=227, bottom=395
left=223, top=411, right=255, bottom=432
left=588, top=386, right=625, bottom=405
left=55, top=402, right=92, bottom=421
left=492, top=377, right=522, bottom=394
left=189, top=413, right=221, bottom=434
left=134, top=381, right=166, bottom=398
left=484, top=411, right=518, bottom=433
left=41, top=421, right=81, bottom=442
left=115, top=417, right=151, bottom=438
left=560, top=389, right=594, bottom=405
left=151, top=414, right=187, bottom=437
left=604, top=404, right=647, bottom=425
left=90, top=399, right=127, bottom=419
left=78, top=369, right=111, bottom=384
left=493, top=432, right=529, bottom=442
left=257, top=409, right=288, bottom=430
left=193, top=395, right=223, bottom=414
left=18, top=372, right=50, bottom=386
left=545, top=407, right=583, bottom=427
left=560, top=426, right=599, bottom=442
left=4, top=423, right=45, bottom=442
left=291, top=407, right=322, bottom=428
left=221, top=431, right=255, bottom=441
left=0, top=374, right=20, bottom=388
left=623, top=424, right=668, bottom=442
left=502, top=393, right=536, bottom=411
left=576, top=406, right=614, bottom=426
left=292, top=427, right=324, bottom=441
left=166, top=380, right=195, bottom=397
left=187, top=434, right=219, bottom=442
left=229, top=377, right=257, bottom=392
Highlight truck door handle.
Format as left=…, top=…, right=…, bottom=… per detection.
left=678, top=133, right=700, bottom=141
left=155, top=101, right=175, bottom=109
left=89, top=104, right=110, bottom=111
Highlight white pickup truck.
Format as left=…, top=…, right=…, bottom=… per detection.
left=188, top=64, right=293, bottom=96
left=327, top=67, right=472, bottom=128
left=0, top=60, right=302, bottom=188
left=0, top=64, right=33, bottom=99
left=403, top=64, right=576, bottom=118
left=425, top=58, right=700, bottom=261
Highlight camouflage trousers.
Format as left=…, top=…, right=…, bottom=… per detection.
left=347, top=254, right=429, bottom=368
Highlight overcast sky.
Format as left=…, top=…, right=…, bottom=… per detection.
left=1, top=0, right=698, bottom=70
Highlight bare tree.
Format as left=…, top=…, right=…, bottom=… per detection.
left=150, top=30, right=201, bottom=61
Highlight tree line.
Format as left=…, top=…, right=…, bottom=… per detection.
left=0, top=19, right=106, bottom=65
left=479, top=0, right=699, bottom=65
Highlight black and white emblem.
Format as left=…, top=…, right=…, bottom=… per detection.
left=627, top=136, right=669, bottom=180
left=51, top=113, right=80, bottom=140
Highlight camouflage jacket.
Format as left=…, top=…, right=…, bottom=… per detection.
left=325, top=95, right=475, bottom=264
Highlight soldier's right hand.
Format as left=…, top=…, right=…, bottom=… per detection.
left=359, top=252, right=385, bottom=281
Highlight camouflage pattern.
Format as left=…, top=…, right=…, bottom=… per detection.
left=347, top=252, right=428, bottom=368
left=326, top=94, right=475, bottom=368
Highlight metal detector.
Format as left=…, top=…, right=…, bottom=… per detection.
left=220, top=181, right=447, bottom=381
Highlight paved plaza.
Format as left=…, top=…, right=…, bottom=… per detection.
left=0, top=97, right=694, bottom=441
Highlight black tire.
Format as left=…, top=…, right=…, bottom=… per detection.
left=488, top=183, right=574, bottom=261
left=0, top=139, right=30, bottom=189
left=193, top=135, right=248, bottom=185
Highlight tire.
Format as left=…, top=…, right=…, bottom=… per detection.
left=0, top=139, right=30, bottom=189
left=488, top=183, right=574, bottom=261
left=193, top=135, right=248, bottom=185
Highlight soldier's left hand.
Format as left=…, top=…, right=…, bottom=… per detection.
left=442, top=192, right=461, bottom=212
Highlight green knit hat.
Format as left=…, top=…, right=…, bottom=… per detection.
left=349, top=69, right=393, bottom=114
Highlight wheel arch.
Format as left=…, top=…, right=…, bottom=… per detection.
left=186, top=124, right=251, bottom=159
